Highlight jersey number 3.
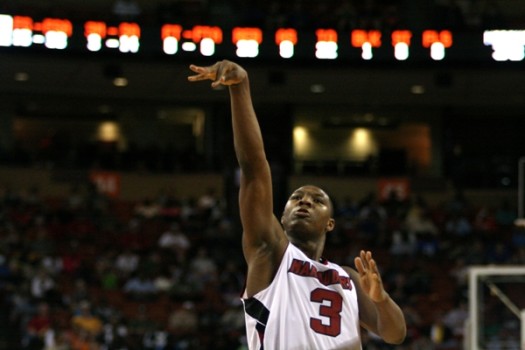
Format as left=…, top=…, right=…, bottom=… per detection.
left=310, top=288, right=343, bottom=337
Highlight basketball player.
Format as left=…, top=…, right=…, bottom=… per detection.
left=188, top=60, right=406, bottom=349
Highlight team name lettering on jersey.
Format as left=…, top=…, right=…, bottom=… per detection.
left=288, top=259, right=353, bottom=290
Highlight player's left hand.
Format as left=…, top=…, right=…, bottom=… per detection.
left=354, top=250, right=389, bottom=303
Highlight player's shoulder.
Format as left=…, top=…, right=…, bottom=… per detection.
left=340, top=264, right=358, bottom=278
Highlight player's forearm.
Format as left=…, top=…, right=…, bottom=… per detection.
left=229, top=77, right=267, bottom=177
left=374, top=295, right=407, bottom=344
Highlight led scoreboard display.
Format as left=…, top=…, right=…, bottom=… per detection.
left=84, top=21, right=141, bottom=53
left=1, top=12, right=525, bottom=63
left=0, top=14, right=73, bottom=49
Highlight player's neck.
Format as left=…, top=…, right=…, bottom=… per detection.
left=289, top=238, right=325, bottom=262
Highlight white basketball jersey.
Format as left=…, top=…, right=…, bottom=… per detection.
left=242, top=243, right=362, bottom=350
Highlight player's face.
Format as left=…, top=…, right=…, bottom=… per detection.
left=281, top=185, right=335, bottom=236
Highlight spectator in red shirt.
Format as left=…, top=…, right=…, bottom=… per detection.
left=24, top=302, right=52, bottom=349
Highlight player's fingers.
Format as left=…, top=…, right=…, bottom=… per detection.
left=360, top=250, right=370, bottom=269
left=211, top=62, right=227, bottom=87
left=188, top=65, right=206, bottom=78
left=354, top=257, right=365, bottom=274
left=211, top=75, right=226, bottom=88
left=369, top=258, right=377, bottom=271
left=188, top=74, right=204, bottom=81
left=370, top=275, right=383, bottom=298
left=188, top=64, right=201, bottom=73
left=188, top=64, right=218, bottom=83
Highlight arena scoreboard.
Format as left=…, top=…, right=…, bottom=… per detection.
left=1, top=13, right=525, bottom=63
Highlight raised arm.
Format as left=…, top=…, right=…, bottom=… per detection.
left=188, top=61, right=287, bottom=295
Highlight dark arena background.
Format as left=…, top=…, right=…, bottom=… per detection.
left=1, top=1, right=525, bottom=349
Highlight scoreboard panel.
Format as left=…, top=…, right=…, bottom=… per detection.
left=0, top=12, right=524, bottom=64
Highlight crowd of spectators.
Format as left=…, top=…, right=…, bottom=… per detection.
left=1, top=179, right=524, bottom=349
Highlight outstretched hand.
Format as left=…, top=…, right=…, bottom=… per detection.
left=354, top=250, right=389, bottom=303
left=188, top=60, right=247, bottom=88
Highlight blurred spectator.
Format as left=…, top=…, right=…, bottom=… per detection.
left=399, top=304, right=425, bottom=348
left=98, top=314, right=129, bottom=350
left=187, top=247, right=218, bottom=289
left=336, top=195, right=360, bottom=220
left=71, top=301, right=103, bottom=340
left=169, top=266, right=202, bottom=302
left=22, top=302, right=52, bottom=349
left=357, top=194, right=387, bottom=244
left=430, top=311, right=454, bottom=347
left=158, top=195, right=182, bottom=220
left=218, top=260, right=244, bottom=306
left=118, top=218, right=151, bottom=251
left=405, top=208, right=440, bottom=257
left=167, top=301, right=198, bottom=337
left=64, top=185, right=85, bottom=215
left=43, top=329, right=71, bottom=350
left=99, top=266, right=120, bottom=291
left=41, top=252, right=63, bottom=277
left=8, top=283, right=36, bottom=330
left=63, top=279, right=90, bottom=309
left=127, top=304, right=158, bottom=342
left=153, top=266, right=174, bottom=293
left=389, top=229, right=416, bottom=256
left=142, top=328, right=169, bottom=350
left=386, top=272, right=414, bottom=306
left=30, top=268, right=57, bottom=303
left=123, top=271, right=158, bottom=302
left=404, top=195, right=428, bottom=226
left=219, top=304, right=245, bottom=340
left=94, top=251, right=119, bottom=290
left=179, top=196, right=198, bottom=224
left=382, top=188, right=407, bottom=228
left=134, top=198, right=160, bottom=220
left=485, top=241, right=512, bottom=264
left=442, top=299, right=469, bottom=344
left=92, top=297, right=120, bottom=324
left=69, top=328, right=99, bottom=350
left=158, top=223, right=191, bottom=263
left=197, top=187, right=221, bottom=222
left=444, top=212, right=472, bottom=241
left=448, top=257, right=469, bottom=296
left=60, top=240, right=82, bottom=277
left=114, top=248, right=140, bottom=280
left=473, top=204, right=498, bottom=235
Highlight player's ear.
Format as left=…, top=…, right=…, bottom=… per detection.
left=325, top=218, right=335, bottom=232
